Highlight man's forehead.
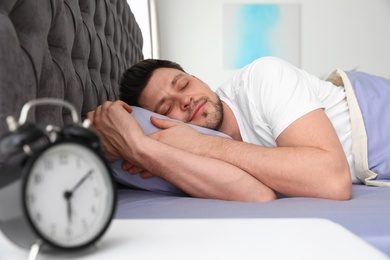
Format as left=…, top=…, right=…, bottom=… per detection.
left=147, top=68, right=187, bottom=90
left=152, top=67, right=185, bottom=79
left=139, top=68, right=185, bottom=109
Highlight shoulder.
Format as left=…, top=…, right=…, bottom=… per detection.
left=246, top=57, right=299, bottom=77
left=249, top=56, right=288, bottom=67
left=237, top=57, right=299, bottom=93
left=216, top=57, right=301, bottom=98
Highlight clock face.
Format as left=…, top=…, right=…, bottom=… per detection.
left=23, top=142, right=115, bottom=249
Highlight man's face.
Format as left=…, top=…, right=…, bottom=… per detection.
left=138, top=68, right=224, bottom=130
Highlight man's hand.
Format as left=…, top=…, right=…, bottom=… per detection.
left=118, top=117, right=204, bottom=178
left=86, top=101, right=144, bottom=161
left=148, top=117, right=204, bottom=153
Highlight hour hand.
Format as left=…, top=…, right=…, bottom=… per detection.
left=64, top=191, right=72, bottom=223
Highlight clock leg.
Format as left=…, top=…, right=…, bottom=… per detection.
left=28, top=239, right=43, bottom=260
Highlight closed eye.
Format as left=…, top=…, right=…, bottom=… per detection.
left=162, top=105, right=172, bottom=115
left=180, top=83, right=188, bottom=92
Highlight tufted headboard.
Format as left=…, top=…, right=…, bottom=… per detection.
left=0, top=0, right=144, bottom=146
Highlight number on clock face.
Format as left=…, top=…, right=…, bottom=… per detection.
left=24, top=143, right=114, bottom=248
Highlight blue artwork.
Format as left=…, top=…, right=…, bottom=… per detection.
left=223, top=4, right=301, bottom=69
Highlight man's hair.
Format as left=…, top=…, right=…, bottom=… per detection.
left=119, top=59, right=185, bottom=106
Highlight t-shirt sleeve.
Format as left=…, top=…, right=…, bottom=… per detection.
left=245, top=57, right=323, bottom=138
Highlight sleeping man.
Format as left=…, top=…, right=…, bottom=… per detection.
left=86, top=57, right=390, bottom=202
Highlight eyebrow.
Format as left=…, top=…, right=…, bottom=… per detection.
left=172, top=73, right=184, bottom=86
left=153, top=73, right=185, bottom=113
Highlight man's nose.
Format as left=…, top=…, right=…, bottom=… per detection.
left=178, top=95, right=193, bottom=110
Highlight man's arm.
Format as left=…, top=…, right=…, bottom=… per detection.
left=87, top=101, right=276, bottom=202
left=150, top=109, right=352, bottom=200
left=134, top=136, right=276, bottom=202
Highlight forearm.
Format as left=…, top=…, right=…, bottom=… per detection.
left=189, top=135, right=351, bottom=200
left=127, top=136, right=276, bottom=202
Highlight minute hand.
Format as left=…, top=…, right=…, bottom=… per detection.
left=69, top=169, right=94, bottom=193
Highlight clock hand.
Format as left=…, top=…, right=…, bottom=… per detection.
left=63, top=169, right=93, bottom=223
left=64, top=191, right=72, bottom=223
left=69, top=169, right=94, bottom=193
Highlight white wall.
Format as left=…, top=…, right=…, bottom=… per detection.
left=152, top=0, right=390, bottom=89
left=127, top=0, right=153, bottom=58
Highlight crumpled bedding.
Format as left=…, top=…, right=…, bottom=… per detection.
left=328, top=70, right=390, bottom=186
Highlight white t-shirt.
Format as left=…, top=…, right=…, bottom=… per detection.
left=216, top=57, right=358, bottom=183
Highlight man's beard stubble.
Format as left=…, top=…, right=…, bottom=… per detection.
left=189, top=95, right=224, bottom=131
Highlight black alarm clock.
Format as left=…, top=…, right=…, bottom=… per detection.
left=0, top=98, right=116, bottom=257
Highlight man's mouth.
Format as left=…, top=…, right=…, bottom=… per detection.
left=190, top=101, right=206, bottom=121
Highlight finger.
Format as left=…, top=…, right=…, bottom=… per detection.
left=90, top=105, right=102, bottom=126
left=140, top=171, right=154, bottom=179
left=121, top=161, right=144, bottom=173
left=150, top=116, right=180, bottom=129
left=121, top=160, right=133, bottom=171
left=86, top=110, right=95, bottom=123
left=100, top=101, right=113, bottom=109
left=123, top=164, right=142, bottom=174
left=116, top=100, right=133, bottom=114
left=128, top=166, right=145, bottom=174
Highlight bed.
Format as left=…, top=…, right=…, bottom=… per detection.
left=0, top=0, right=389, bottom=257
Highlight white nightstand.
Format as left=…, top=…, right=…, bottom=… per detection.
left=1, top=218, right=388, bottom=259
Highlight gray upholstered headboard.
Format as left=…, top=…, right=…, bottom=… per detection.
left=0, top=0, right=144, bottom=142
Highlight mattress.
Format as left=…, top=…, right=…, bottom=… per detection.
left=115, top=184, right=390, bottom=255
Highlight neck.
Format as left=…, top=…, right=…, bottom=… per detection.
left=219, top=102, right=242, bottom=141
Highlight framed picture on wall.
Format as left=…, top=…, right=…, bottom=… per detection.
left=223, top=4, right=301, bottom=69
